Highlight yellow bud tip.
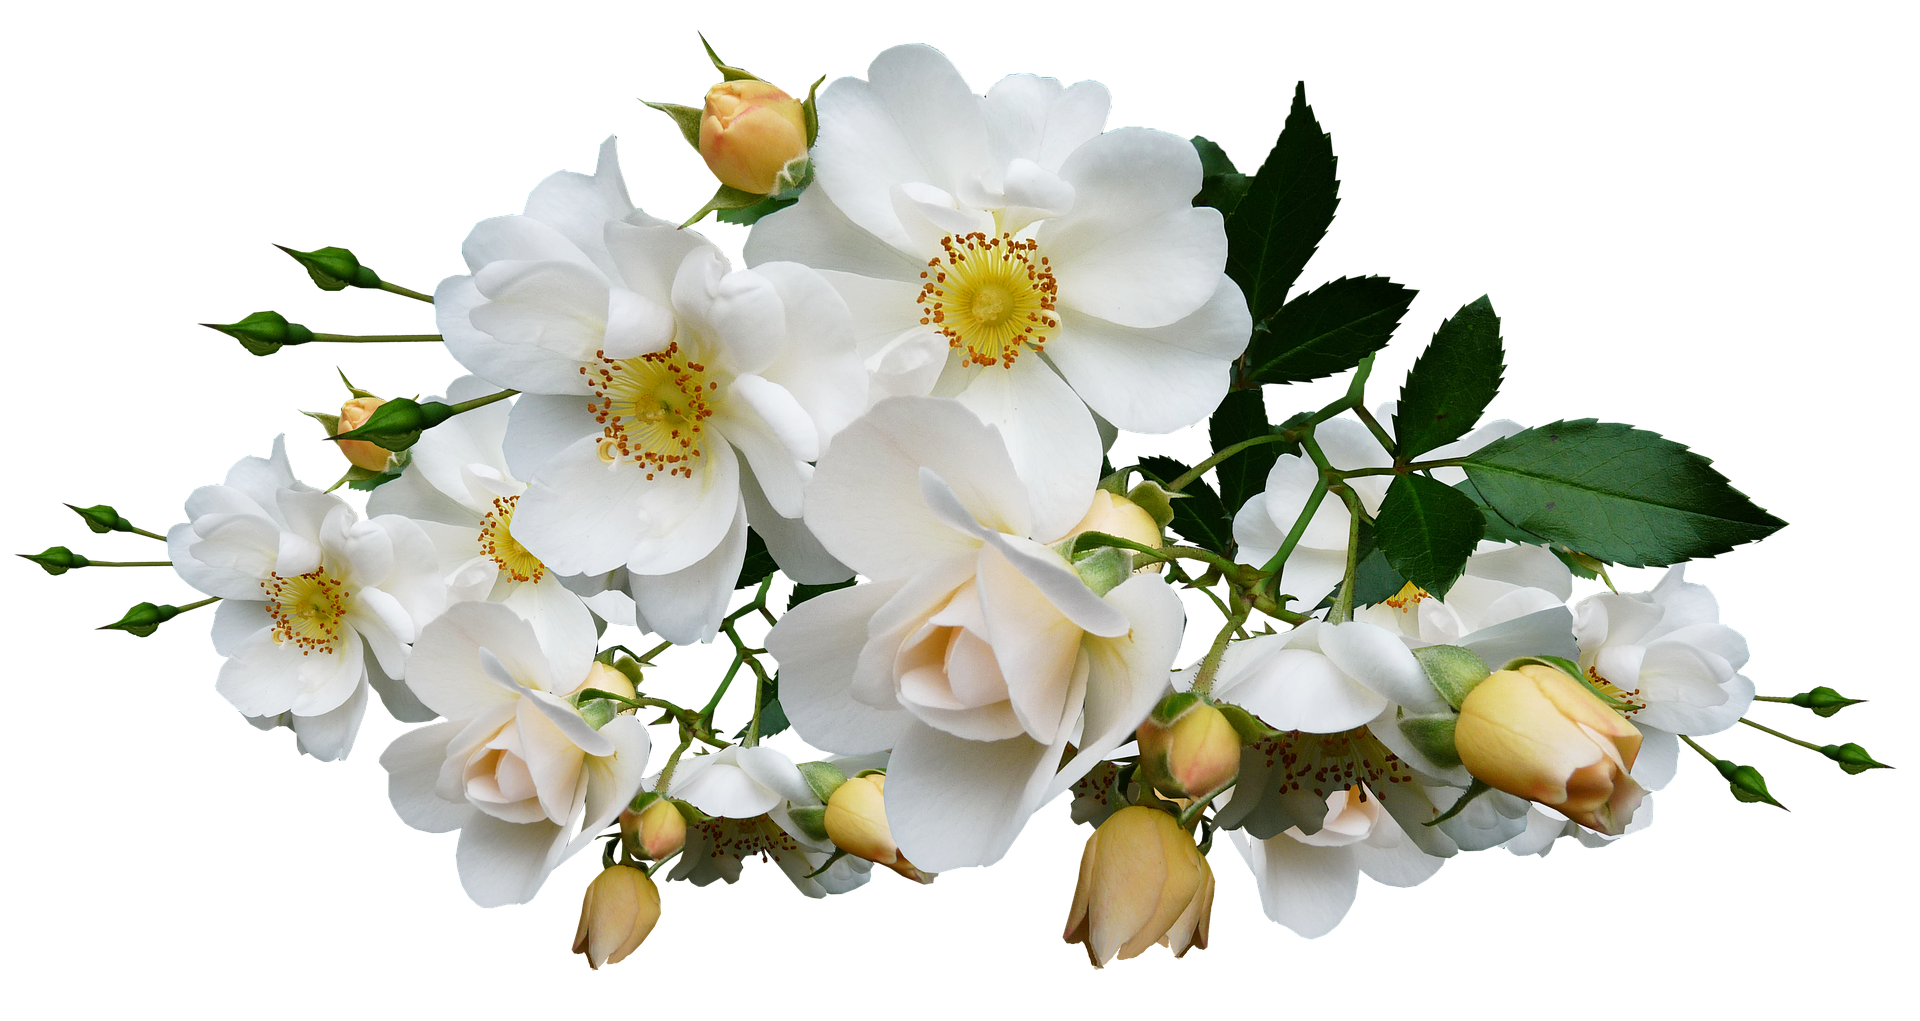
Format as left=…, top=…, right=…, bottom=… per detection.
left=826, top=774, right=930, bottom=879
left=572, top=865, right=661, bottom=969
left=1063, top=806, right=1214, bottom=968
left=1455, top=664, right=1646, bottom=835
left=698, top=80, right=807, bottom=194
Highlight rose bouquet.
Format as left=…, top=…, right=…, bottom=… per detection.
left=20, top=36, right=1892, bottom=973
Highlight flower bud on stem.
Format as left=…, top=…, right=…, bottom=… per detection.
left=65, top=504, right=165, bottom=541
left=1737, top=718, right=1892, bottom=775
left=1681, top=735, right=1786, bottom=810
left=98, top=596, right=219, bottom=637
left=19, top=547, right=170, bottom=575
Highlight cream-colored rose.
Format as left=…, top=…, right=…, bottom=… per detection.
left=572, top=864, right=660, bottom=969
left=1063, top=806, right=1214, bottom=968
left=824, top=773, right=932, bottom=883
left=1137, top=700, right=1240, bottom=800
left=1455, top=664, right=1646, bottom=835
left=699, top=80, right=807, bottom=194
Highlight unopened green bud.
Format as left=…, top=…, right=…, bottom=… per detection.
left=1821, top=743, right=1892, bottom=775
left=1790, top=686, right=1867, bottom=717
left=99, top=601, right=184, bottom=637
left=329, top=397, right=456, bottom=453
left=1711, top=757, right=1786, bottom=810
left=277, top=244, right=382, bottom=291
left=20, top=546, right=88, bottom=575
left=201, top=311, right=315, bottom=356
left=1415, top=645, right=1491, bottom=710
left=66, top=504, right=136, bottom=535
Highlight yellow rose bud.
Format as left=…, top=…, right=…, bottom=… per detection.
left=1064, top=806, right=1214, bottom=968
left=571, top=864, right=660, bottom=970
left=1455, top=664, right=1647, bottom=835
left=823, top=773, right=932, bottom=883
left=625, top=797, right=686, bottom=861
left=334, top=397, right=393, bottom=472
left=572, top=661, right=636, bottom=701
left=1137, top=701, right=1240, bottom=800
left=698, top=80, right=808, bottom=194
left=1066, top=490, right=1164, bottom=550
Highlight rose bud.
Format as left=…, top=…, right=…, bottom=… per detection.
left=824, top=773, right=932, bottom=883
left=1455, top=663, right=1647, bottom=835
left=1137, top=695, right=1240, bottom=800
left=624, top=796, right=687, bottom=861
left=1066, top=490, right=1164, bottom=550
left=699, top=80, right=808, bottom=194
left=571, top=864, right=661, bottom=970
left=334, top=397, right=394, bottom=472
left=1063, top=806, right=1214, bottom=968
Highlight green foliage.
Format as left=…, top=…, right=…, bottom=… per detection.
left=1787, top=686, right=1867, bottom=717
left=67, top=503, right=134, bottom=535
left=737, top=671, right=791, bottom=740
left=1191, top=136, right=1251, bottom=216
left=1350, top=545, right=1409, bottom=607
left=276, top=245, right=381, bottom=291
left=789, top=577, right=856, bottom=610
left=98, top=601, right=184, bottom=637
left=735, top=529, right=777, bottom=589
left=1712, top=756, right=1786, bottom=809
left=202, top=311, right=314, bottom=356
left=1224, top=82, right=1339, bottom=327
left=1209, top=389, right=1279, bottom=517
left=1395, top=296, right=1505, bottom=459
left=330, top=397, right=455, bottom=452
left=1461, top=420, right=1785, bottom=567
left=1821, top=742, right=1891, bottom=775
left=1373, top=473, right=1486, bottom=597
left=1137, top=455, right=1233, bottom=556
left=1243, top=276, right=1416, bottom=385
left=20, top=546, right=86, bottom=575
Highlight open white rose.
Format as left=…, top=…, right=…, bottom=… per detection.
left=1230, top=787, right=1444, bottom=938
left=766, top=396, right=1183, bottom=872
left=380, top=601, right=650, bottom=907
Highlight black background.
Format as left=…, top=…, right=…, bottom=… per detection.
left=37, top=29, right=1896, bottom=990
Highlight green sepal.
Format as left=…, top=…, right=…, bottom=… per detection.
left=801, top=75, right=824, bottom=147
left=801, top=847, right=849, bottom=879
left=341, top=460, right=407, bottom=493
left=276, top=245, right=381, bottom=290
left=578, top=698, right=616, bottom=730
left=715, top=157, right=814, bottom=225
left=66, top=503, right=136, bottom=535
left=786, top=805, right=831, bottom=843
left=683, top=183, right=770, bottom=228
left=1413, top=645, right=1490, bottom=710
left=1397, top=712, right=1462, bottom=770
left=1124, top=480, right=1178, bottom=530
left=1136, top=455, right=1233, bottom=555
left=1712, top=757, right=1786, bottom=809
left=1070, top=546, right=1132, bottom=597
left=20, top=546, right=88, bottom=575
left=642, top=100, right=705, bottom=151
left=698, top=33, right=760, bottom=82
left=608, top=655, right=644, bottom=691
left=336, top=370, right=378, bottom=400
left=1148, top=691, right=1206, bottom=728
left=628, top=790, right=663, bottom=814
left=671, top=798, right=710, bottom=825
left=202, top=311, right=314, bottom=356
left=1424, top=778, right=1491, bottom=826
left=98, top=601, right=185, bottom=637
left=1789, top=686, right=1867, bottom=717
left=1214, top=702, right=1279, bottom=743
left=329, top=397, right=456, bottom=452
left=572, top=688, right=640, bottom=708
left=303, top=409, right=342, bottom=434
left=1096, top=467, right=1133, bottom=496
left=798, top=761, right=850, bottom=804
left=1821, top=743, right=1892, bottom=775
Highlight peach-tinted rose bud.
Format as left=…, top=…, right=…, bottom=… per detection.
left=571, top=864, right=660, bottom=970
left=623, top=797, right=686, bottom=861
left=1137, top=699, right=1241, bottom=800
left=699, top=80, right=808, bottom=194
left=824, top=774, right=932, bottom=883
left=1067, top=490, right=1163, bottom=550
left=335, top=397, right=393, bottom=472
left=1455, top=664, right=1647, bottom=835
left=571, top=661, right=637, bottom=701
left=1064, top=806, right=1214, bottom=968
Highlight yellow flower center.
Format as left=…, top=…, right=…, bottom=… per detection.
left=478, top=494, right=545, bottom=583
left=261, top=567, right=350, bottom=655
left=1384, top=581, right=1430, bottom=611
left=1585, top=666, right=1646, bottom=715
left=917, top=231, right=1058, bottom=369
left=1248, top=727, right=1416, bottom=801
left=583, top=342, right=716, bottom=479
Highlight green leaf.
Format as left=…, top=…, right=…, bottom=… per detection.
left=346, top=466, right=405, bottom=492
left=736, top=670, right=790, bottom=740
left=1373, top=474, right=1486, bottom=597
left=1453, top=476, right=1550, bottom=545
left=788, top=577, right=855, bottom=610
left=1138, top=455, right=1232, bottom=555
left=1209, top=389, right=1278, bottom=517
left=1191, top=136, right=1251, bottom=217
left=1244, top=276, right=1416, bottom=385
left=1396, top=296, right=1505, bottom=459
left=735, top=529, right=777, bottom=590
left=1461, top=420, right=1786, bottom=567
left=1350, top=546, right=1409, bottom=608
left=1225, top=82, right=1339, bottom=325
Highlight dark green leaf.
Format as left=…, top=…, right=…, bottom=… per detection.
left=1209, top=389, right=1278, bottom=516
left=1374, top=474, right=1485, bottom=597
left=1225, top=82, right=1339, bottom=324
left=735, top=529, right=777, bottom=589
left=788, top=577, right=856, bottom=610
left=1245, top=276, right=1415, bottom=385
left=1454, top=476, right=1550, bottom=545
left=1191, top=136, right=1251, bottom=216
left=736, top=670, right=790, bottom=740
left=1350, top=546, right=1409, bottom=608
left=1396, top=296, right=1506, bottom=459
left=1461, top=420, right=1786, bottom=567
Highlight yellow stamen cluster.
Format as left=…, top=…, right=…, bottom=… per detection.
left=1384, top=581, right=1430, bottom=611
left=261, top=567, right=350, bottom=655
left=917, top=231, right=1058, bottom=368
left=478, top=494, right=545, bottom=583
left=582, top=342, right=716, bottom=479
left=1585, top=666, right=1647, bottom=715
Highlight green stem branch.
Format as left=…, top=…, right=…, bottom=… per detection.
left=378, top=281, right=434, bottom=303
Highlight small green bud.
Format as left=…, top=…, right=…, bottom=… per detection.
left=1821, top=743, right=1892, bottom=775
left=66, top=503, right=135, bottom=535
left=276, top=244, right=383, bottom=291
left=99, top=601, right=185, bottom=637
left=797, top=760, right=849, bottom=804
left=1790, top=686, right=1867, bottom=717
left=328, top=397, right=456, bottom=452
left=20, top=546, right=89, bottom=575
left=1711, top=757, right=1786, bottom=810
left=201, top=311, right=315, bottom=356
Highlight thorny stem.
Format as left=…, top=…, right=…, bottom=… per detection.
left=1189, top=590, right=1249, bottom=697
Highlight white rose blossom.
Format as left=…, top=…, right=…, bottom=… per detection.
left=1229, top=787, right=1444, bottom=938
left=660, top=747, right=883, bottom=897
left=745, top=44, right=1251, bottom=541
left=436, top=138, right=867, bottom=643
left=765, top=396, right=1184, bottom=872
left=380, top=600, right=650, bottom=907
left=168, top=437, right=445, bottom=760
